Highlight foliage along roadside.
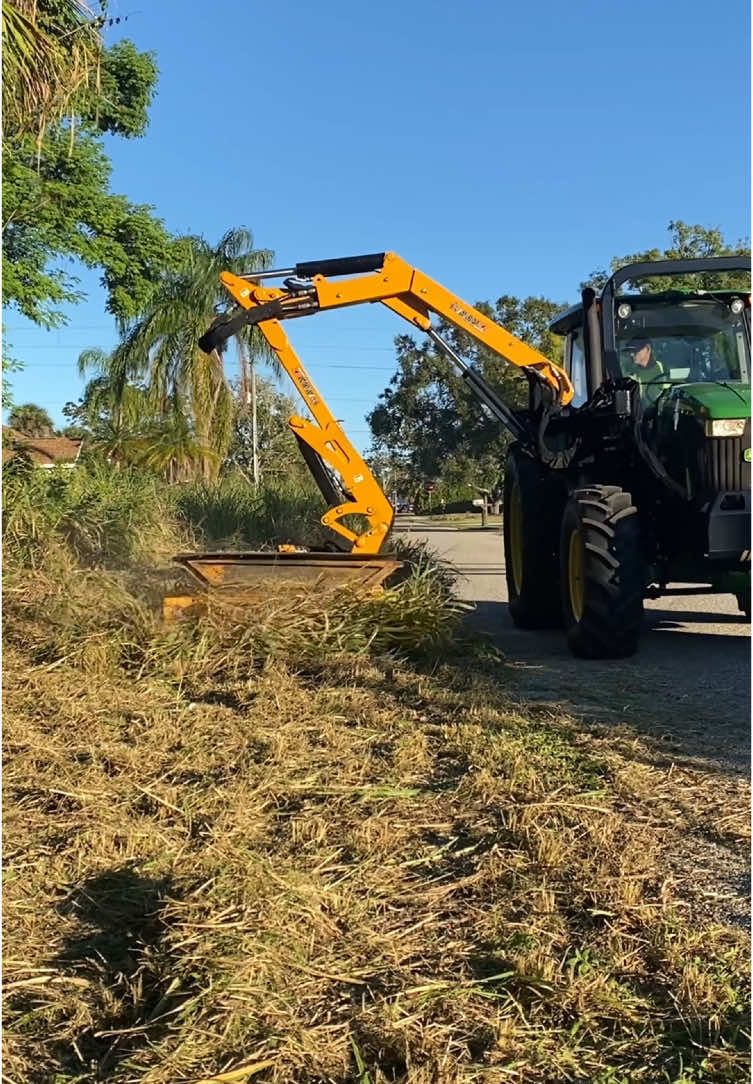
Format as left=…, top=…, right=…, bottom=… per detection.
left=2, top=463, right=322, bottom=569
left=2, top=461, right=468, bottom=660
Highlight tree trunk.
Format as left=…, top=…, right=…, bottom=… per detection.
left=201, top=348, right=227, bottom=480
left=238, top=339, right=259, bottom=486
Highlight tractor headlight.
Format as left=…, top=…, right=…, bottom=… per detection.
left=730, top=297, right=745, bottom=314
left=705, top=418, right=747, bottom=437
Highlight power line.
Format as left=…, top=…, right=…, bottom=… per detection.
left=3, top=324, right=395, bottom=334
left=14, top=360, right=398, bottom=372
left=8, top=343, right=398, bottom=354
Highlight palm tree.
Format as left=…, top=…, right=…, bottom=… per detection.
left=72, top=361, right=215, bottom=480
left=136, top=415, right=218, bottom=484
left=95, top=228, right=274, bottom=479
left=2, top=1, right=103, bottom=138
left=7, top=402, right=55, bottom=437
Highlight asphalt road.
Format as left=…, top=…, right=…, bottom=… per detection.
left=396, top=520, right=751, bottom=771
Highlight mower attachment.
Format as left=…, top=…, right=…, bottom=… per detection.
left=163, top=550, right=403, bottom=621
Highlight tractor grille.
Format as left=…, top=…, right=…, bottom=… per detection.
left=699, top=422, right=751, bottom=493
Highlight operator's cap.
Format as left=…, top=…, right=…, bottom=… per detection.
left=624, top=336, right=651, bottom=352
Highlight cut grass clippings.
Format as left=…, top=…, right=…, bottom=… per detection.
left=2, top=469, right=750, bottom=1083
left=4, top=580, right=749, bottom=1082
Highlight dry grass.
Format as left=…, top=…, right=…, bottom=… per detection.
left=3, top=554, right=749, bottom=1084
left=2, top=467, right=749, bottom=1084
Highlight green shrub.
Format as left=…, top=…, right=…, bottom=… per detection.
left=3, top=463, right=178, bottom=569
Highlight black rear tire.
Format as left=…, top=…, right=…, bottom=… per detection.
left=735, top=593, right=751, bottom=621
left=503, top=449, right=563, bottom=629
left=560, top=485, right=644, bottom=658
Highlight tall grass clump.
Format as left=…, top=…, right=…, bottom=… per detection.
left=3, top=461, right=468, bottom=675
left=174, top=473, right=327, bottom=549
left=158, top=563, right=469, bottom=692
left=3, top=461, right=180, bottom=570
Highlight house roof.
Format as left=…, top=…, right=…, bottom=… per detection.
left=2, top=428, right=84, bottom=467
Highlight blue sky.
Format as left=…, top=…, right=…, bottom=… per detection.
left=5, top=0, right=750, bottom=450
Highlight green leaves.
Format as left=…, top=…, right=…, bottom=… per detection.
left=583, top=221, right=750, bottom=294
left=7, top=402, right=56, bottom=437
left=2, top=4, right=168, bottom=328
left=1, top=0, right=103, bottom=138
left=3, top=127, right=174, bottom=325
left=228, top=374, right=309, bottom=483
left=67, top=230, right=275, bottom=481
left=89, top=41, right=159, bottom=138
left=368, top=295, right=563, bottom=489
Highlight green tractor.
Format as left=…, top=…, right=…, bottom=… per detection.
left=503, top=256, right=751, bottom=657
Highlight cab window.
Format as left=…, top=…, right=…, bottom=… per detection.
left=568, top=330, right=588, bottom=406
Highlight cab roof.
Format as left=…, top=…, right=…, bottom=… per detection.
left=549, top=289, right=746, bottom=338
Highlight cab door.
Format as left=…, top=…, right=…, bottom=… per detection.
left=564, top=328, right=588, bottom=407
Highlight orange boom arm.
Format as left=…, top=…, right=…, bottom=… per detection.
left=205, top=251, right=573, bottom=404
left=199, top=252, right=574, bottom=555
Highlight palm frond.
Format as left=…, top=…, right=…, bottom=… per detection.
left=83, top=228, right=277, bottom=479
left=2, top=0, right=103, bottom=137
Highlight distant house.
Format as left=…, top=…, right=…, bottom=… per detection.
left=2, top=427, right=84, bottom=469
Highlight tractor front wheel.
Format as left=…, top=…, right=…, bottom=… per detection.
left=736, top=593, right=751, bottom=621
left=560, top=485, right=644, bottom=658
left=503, top=450, right=562, bottom=629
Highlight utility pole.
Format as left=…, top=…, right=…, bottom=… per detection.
left=238, top=339, right=259, bottom=486
left=250, top=359, right=259, bottom=486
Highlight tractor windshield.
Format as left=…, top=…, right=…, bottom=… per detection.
left=616, top=296, right=750, bottom=386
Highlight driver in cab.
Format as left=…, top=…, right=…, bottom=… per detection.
left=621, top=337, right=667, bottom=403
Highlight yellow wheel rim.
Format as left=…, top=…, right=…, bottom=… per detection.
left=509, top=479, right=524, bottom=594
left=568, top=527, right=585, bottom=621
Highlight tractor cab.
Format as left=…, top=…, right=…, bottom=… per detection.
left=613, top=290, right=750, bottom=395
left=539, top=256, right=751, bottom=646
left=550, top=258, right=751, bottom=409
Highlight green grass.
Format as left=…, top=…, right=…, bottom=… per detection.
left=2, top=464, right=333, bottom=568
left=2, top=461, right=176, bottom=569
left=174, top=473, right=328, bottom=549
left=403, top=513, right=503, bottom=530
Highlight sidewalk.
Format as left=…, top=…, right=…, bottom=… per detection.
left=394, top=514, right=502, bottom=532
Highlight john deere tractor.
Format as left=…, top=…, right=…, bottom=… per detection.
left=194, top=249, right=748, bottom=660
left=504, top=255, right=751, bottom=657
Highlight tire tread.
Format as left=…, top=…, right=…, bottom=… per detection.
left=561, top=485, right=644, bottom=658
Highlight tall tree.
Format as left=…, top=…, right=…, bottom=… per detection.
left=63, top=367, right=214, bottom=480
left=7, top=402, right=56, bottom=437
left=583, top=221, right=750, bottom=293
left=2, top=6, right=173, bottom=329
left=64, top=357, right=155, bottom=463
left=80, top=229, right=274, bottom=478
left=368, top=295, right=563, bottom=488
left=227, top=375, right=311, bottom=485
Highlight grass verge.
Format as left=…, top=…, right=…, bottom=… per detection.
left=2, top=469, right=749, bottom=1083
left=4, top=586, right=749, bottom=1082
